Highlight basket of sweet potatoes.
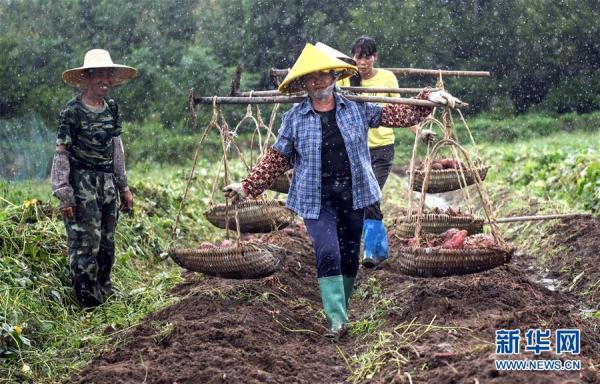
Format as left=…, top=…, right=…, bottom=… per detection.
left=395, top=228, right=514, bottom=277
left=395, top=207, right=484, bottom=238
left=170, top=238, right=286, bottom=279
left=408, top=158, right=488, bottom=193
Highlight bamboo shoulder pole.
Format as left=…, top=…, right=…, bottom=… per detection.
left=349, top=95, right=458, bottom=107
left=194, top=95, right=465, bottom=108
left=236, top=90, right=284, bottom=97
left=342, top=86, right=441, bottom=93
left=195, top=95, right=305, bottom=105
left=270, top=67, right=491, bottom=78
left=485, top=213, right=593, bottom=224
left=386, top=68, right=491, bottom=77
left=235, top=86, right=441, bottom=97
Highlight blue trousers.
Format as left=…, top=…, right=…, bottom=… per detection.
left=304, top=204, right=365, bottom=278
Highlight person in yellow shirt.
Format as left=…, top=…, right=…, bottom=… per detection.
left=339, top=36, right=435, bottom=267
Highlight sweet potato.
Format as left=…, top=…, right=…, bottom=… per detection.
left=439, top=159, right=454, bottom=169
left=199, top=241, right=215, bottom=249
left=441, top=230, right=468, bottom=249
left=440, top=228, right=461, bottom=240
left=464, top=234, right=496, bottom=249
left=220, top=239, right=234, bottom=248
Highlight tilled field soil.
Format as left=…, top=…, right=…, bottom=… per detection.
left=71, top=217, right=599, bottom=384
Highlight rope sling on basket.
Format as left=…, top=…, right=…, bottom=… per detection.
left=395, top=77, right=514, bottom=277
left=406, top=112, right=488, bottom=193
left=399, top=137, right=488, bottom=240
left=397, top=109, right=485, bottom=238
left=168, top=96, right=287, bottom=279
left=203, top=100, right=295, bottom=234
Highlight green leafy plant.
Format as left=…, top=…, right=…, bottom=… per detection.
left=0, top=162, right=229, bottom=382
left=0, top=321, right=30, bottom=359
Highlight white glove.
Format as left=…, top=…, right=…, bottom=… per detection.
left=419, top=129, right=437, bottom=145
left=428, top=91, right=465, bottom=109
left=223, top=182, right=248, bottom=202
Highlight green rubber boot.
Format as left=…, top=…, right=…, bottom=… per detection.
left=318, top=275, right=348, bottom=339
left=342, top=275, right=356, bottom=310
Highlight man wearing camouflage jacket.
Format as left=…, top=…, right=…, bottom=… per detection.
left=51, top=49, right=137, bottom=307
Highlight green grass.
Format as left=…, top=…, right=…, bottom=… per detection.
left=393, top=111, right=600, bottom=164
left=0, top=160, right=230, bottom=383
left=479, top=130, right=600, bottom=215
left=0, top=180, right=52, bottom=205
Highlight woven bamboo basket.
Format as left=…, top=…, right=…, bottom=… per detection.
left=269, top=171, right=293, bottom=194
left=395, top=246, right=513, bottom=277
left=409, top=166, right=489, bottom=193
left=204, top=199, right=294, bottom=233
left=396, top=214, right=484, bottom=238
left=170, top=243, right=286, bottom=279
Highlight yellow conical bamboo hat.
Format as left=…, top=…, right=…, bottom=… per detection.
left=278, top=43, right=357, bottom=94
left=315, top=42, right=356, bottom=65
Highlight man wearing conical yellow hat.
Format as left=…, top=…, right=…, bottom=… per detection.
left=51, top=49, right=137, bottom=308
left=224, top=43, right=462, bottom=338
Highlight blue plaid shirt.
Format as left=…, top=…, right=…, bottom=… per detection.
left=273, top=93, right=383, bottom=219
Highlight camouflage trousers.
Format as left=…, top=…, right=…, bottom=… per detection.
left=64, top=168, right=119, bottom=307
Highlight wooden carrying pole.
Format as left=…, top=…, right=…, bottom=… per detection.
left=193, top=95, right=467, bottom=108
left=384, top=68, right=490, bottom=77
left=485, top=213, right=593, bottom=224
left=270, top=67, right=491, bottom=78
left=235, top=86, right=441, bottom=97
left=342, top=86, right=441, bottom=93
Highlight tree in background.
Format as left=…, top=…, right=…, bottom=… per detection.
left=198, top=0, right=599, bottom=114
left=0, top=0, right=226, bottom=127
left=0, top=0, right=598, bottom=125
left=197, top=0, right=363, bottom=87
left=448, top=0, right=599, bottom=113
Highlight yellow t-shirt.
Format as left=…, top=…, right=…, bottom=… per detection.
left=338, top=69, right=399, bottom=148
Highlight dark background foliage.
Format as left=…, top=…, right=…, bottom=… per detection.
left=0, top=0, right=598, bottom=128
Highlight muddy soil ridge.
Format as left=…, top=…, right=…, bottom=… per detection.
left=72, top=217, right=600, bottom=384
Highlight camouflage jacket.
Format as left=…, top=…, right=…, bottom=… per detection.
left=56, top=95, right=121, bottom=172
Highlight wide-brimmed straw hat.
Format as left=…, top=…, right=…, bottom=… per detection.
left=315, top=42, right=356, bottom=66
left=62, top=49, right=138, bottom=88
left=278, top=43, right=357, bottom=94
